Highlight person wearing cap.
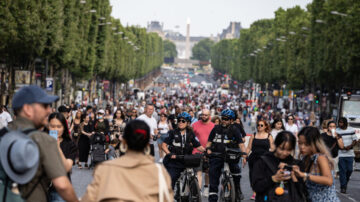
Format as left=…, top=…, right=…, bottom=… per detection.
left=10, top=85, right=78, bottom=202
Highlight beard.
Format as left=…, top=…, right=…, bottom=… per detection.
left=201, top=117, right=209, bottom=122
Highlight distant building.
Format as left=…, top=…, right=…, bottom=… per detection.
left=219, top=22, right=242, bottom=40
left=147, top=21, right=208, bottom=60
left=147, top=21, right=165, bottom=39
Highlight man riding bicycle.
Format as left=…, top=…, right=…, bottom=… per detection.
left=162, top=112, right=205, bottom=189
left=206, top=109, right=247, bottom=202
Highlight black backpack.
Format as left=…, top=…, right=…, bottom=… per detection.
left=261, top=155, right=308, bottom=202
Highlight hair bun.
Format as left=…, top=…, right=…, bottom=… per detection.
left=134, top=129, right=147, bottom=139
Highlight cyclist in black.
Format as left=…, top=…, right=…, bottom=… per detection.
left=162, top=112, right=205, bottom=189
left=206, top=109, right=247, bottom=202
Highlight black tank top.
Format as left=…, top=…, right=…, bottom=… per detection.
left=251, top=134, right=270, bottom=155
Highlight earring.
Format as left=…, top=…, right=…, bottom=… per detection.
left=120, top=142, right=128, bottom=153
left=144, top=145, right=151, bottom=155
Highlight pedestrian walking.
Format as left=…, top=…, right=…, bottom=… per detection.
left=81, top=120, right=173, bottom=202
left=192, top=109, right=215, bottom=196
left=78, top=115, right=94, bottom=169
left=270, top=118, right=285, bottom=140
left=9, top=85, right=78, bottom=202
left=336, top=117, right=358, bottom=193
left=295, top=127, right=340, bottom=202
left=252, top=131, right=307, bottom=202
left=137, top=104, right=158, bottom=156
left=48, top=112, right=77, bottom=202
left=246, top=119, right=275, bottom=200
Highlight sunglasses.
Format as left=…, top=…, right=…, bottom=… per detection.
left=202, top=114, right=210, bottom=116
left=288, top=118, right=293, bottom=120
left=257, top=124, right=264, bottom=127
left=178, top=119, right=187, bottom=123
left=222, top=117, right=230, bottom=121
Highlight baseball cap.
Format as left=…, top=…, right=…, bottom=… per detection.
left=12, top=85, right=59, bottom=109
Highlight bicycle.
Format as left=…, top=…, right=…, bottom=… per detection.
left=208, top=148, right=246, bottom=202
left=173, top=154, right=203, bottom=202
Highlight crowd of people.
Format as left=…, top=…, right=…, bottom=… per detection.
left=0, top=83, right=358, bottom=202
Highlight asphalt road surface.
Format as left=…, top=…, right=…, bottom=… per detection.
left=71, top=119, right=360, bottom=201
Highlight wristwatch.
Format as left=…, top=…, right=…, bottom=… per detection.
left=304, top=173, right=310, bottom=181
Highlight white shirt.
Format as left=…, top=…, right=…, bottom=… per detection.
left=337, top=127, right=358, bottom=157
left=137, top=114, right=158, bottom=144
left=285, top=123, right=298, bottom=135
left=0, top=111, right=12, bottom=128
left=271, top=129, right=283, bottom=140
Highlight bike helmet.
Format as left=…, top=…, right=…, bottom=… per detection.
left=221, top=109, right=235, bottom=120
left=177, top=112, right=192, bottom=122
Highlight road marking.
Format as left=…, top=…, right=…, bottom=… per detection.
left=336, top=190, right=357, bottom=202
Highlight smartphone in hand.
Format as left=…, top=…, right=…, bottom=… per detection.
left=49, top=130, right=58, bottom=140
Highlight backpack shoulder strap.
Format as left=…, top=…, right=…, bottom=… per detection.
left=0, top=127, right=9, bottom=138
left=260, top=155, right=278, bottom=174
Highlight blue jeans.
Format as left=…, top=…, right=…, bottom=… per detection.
left=338, top=157, right=354, bottom=189
left=49, top=190, right=65, bottom=202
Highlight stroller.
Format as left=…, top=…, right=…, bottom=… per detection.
left=89, top=132, right=107, bottom=168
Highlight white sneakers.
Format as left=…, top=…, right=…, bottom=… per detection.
left=203, top=187, right=209, bottom=197
left=158, top=158, right=163, bottom=163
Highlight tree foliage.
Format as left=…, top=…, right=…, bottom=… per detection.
left=0, top=0, right=164, bottom=83
left=163, top=40, right=177, bottom=59
left=211, top=0, right=360, bottom=92
left=192, top=38, right=214, bottom=61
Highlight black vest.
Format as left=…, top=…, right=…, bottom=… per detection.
left=168, top=129, right=195, bottom=155
left=211, top=125, right=238, bottom=153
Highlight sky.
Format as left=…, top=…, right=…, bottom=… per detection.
left=110, top=0, right=313, bottom=37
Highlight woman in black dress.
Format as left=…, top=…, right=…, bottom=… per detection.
left=79, top=115, right=94, bottom=168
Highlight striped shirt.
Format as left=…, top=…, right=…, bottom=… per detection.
left=337, top=127, right=357, bottom=157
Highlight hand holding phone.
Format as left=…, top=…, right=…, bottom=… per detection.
left=49, top=130, right=58, bottom=140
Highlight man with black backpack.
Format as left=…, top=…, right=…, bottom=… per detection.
left=5, top=85, right=78, bottom=202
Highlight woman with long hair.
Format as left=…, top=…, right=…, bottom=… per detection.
left=270, top=118, right=285, bottom=140
left=252, top=131, right=307, bottom=202
left=78, top=115, right=94, bottom=169
left=294, top=126, right=340, bottom=202
left=81, top=120, right=173, bottom=201
left=113, top=109, right=126, bottom=139
left=48, top=112, right=77, bottom=202
left=246, top=119, right=275, bottom=200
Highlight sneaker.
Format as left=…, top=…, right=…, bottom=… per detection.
left=250, top=193, right=256, bottom=200
left=203, top=187, right=209, bottom=197
left=340, top=188, right=346, bottom=194
left=159, top=158, right=163, bottom=163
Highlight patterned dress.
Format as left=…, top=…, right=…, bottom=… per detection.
left=305, top=154, right=340, bottom=202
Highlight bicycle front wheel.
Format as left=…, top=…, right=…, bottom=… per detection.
left=188, top=178, right=202, bottom=202
left=220, top=177, right=236, bottom=202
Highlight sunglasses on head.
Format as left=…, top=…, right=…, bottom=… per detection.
left=178, top=119, right=187, bottom=123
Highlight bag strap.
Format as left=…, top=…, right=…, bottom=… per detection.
left=156, top=163, right=170, bottom=202
left=2, top=175, right=9, bottom=202
left=260, top=155, right=278, bottom=174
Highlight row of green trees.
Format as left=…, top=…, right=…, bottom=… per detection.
left=0, top=0, right=164, bottom=100
left=211, top=0, right=360, bottom=92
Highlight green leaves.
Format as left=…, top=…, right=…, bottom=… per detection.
left=0, top=0, right=163, bottom=83
left=211, top=0, right=360, bottom=90
left=192, top=38, right=214, bottom=62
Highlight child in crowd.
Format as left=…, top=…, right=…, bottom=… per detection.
left=106, top=139, right=120, bottom=160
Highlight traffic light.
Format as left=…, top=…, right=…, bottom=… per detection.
left=315, top=96, right=319, bottom=104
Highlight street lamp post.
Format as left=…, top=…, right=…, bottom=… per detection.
left=330, top=11, right=348, bottom=17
